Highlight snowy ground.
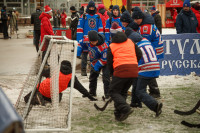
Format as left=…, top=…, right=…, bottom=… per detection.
left=0, top=27, right=200, bottom=133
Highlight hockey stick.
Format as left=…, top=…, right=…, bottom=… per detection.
left=181, top=121, right=200, bottom=128
left=94, top=97, right=112, bottom=111
left=174, top=100, right=200, bottom=115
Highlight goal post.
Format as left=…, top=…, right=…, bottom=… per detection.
left=15, top=35, right=78, bottom=132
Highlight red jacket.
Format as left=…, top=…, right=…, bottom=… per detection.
left=37, top=72, right=72, bottom=98
left=39, top=12, right=54, bottom=51
left=191, top=7, right=200, bottom=33
left=61, top=13, right=67, bottom=23
left=97, top=11, right=109, bottom=32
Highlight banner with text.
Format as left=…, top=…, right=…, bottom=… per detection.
left=160, top=33, right=200, bottom=75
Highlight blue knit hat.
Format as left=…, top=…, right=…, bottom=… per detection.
left=151, top=6, right=156, bottom=11
left=183, top=0, right=191, bottom=7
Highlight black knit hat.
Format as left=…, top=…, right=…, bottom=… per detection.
left=87, top=0, right=96, bottom=8
left=121, top=5, right=126, bottom=13
left=60, top=60, right=72, bottom=75
left=109, top=5, right=113, bottom=10
left=125, top=27, right=143, bottom=43
left=120, top=10, right=132, bottom=23
left=132, top=7, right=144, bottom=19
left=112, top=32, right=127, bottom=43
left=70, top=6, right=76, bottom=11
left=88, top=30, right=98, bottom=41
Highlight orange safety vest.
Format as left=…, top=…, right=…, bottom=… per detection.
left=37, top=72, right=72, bottom=98
left=110, top=39, right=138, bottom=68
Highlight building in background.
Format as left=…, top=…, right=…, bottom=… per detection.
left=0, top=0, right=199, bottom=17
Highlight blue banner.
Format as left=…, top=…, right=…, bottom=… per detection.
left=160, top=33, right=200, bottom=75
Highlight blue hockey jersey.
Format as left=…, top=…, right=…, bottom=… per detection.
left=137, top=38, right=160, bottom=78
left=105, top=17, right=124, bottom=45
left=77, top=13, right=103, bottom=47
left=77, top=36, right=108, bottom=71
left=138, top=24, right=164, bottom=59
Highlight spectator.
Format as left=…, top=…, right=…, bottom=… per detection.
left=1, top=6, right=9, bottom=39
left=176, top=0, right=198, bottom=34
left=31, top=6, right=42, bottom=52
left=172, top=8, right=178, bottom=26
left=70, top=6, right=79, bottom=52
left=57, top=10, right=61, bottom=27
left=0, top=10, right=2, bottom=33
left=150, top=6, right=162, bottom=34
left=53, top=10, right=59, bottom=28
left=8, top=10, right=17, bottom=35
left=107, top=5, right=113, bottom=17
left=97, top=4, right=109, bottom=32
left=191, top=2, right=200, bottom=33
left=121, top=5, right=126, bottom=13
left=39, top=5, right=54, bottom=60
left=79, top=6, right=84, bottom=16
left=61, top=10, right=67, bottom=28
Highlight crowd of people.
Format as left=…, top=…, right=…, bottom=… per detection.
left=0, top=6, right=18, bottom=39
left=1, top=0, right=199, bottom=122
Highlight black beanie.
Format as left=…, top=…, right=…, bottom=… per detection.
left=125, top=27, right=143, bottom=43
left=88, top=1, right=96, bottom=8
left=112, top=32, right=127, bottom=43
left=121, top=5, right=126, bottom=13
left=88, top=30, right=98, bottom=41
left=132, top=7, right=144, bottom=19
left=70, top=6, right=76, bottom=11
left=60, top=60, right=72, bottom=75
left=120, top=10, right=132, bottom=23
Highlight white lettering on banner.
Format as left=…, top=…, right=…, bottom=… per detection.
left=164, top=39, right=175, bottom=55
left=177, top=39, right=189, bottom=59
left=163, top=39, right=200, bottom=59
left=190, top=39, right=200, bottom=54
left=161, top=60, right=200, bottom=71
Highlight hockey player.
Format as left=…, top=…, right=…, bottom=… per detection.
left=132, top=7, right=163, bottom=98
left=76, top=0, right=103, bottom=76
left=24, top=60, right=97, bottom=105
left=79, top=30, right=110, bottom=98
left=39, top=5, right=54, bottom=60
left=107, top=31, right=142, bottom=121
left=125, top=27, right=163, bottom=116
left=105, top=5, right=124, bottom=45
left=120, top=10, right=138, bottom=30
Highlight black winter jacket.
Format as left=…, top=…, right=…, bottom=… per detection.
left=70, top=12, right=79, bottom=30
left=176, top=9, right=198, bottom=34
left=152, top=11, right=162, bottom=34
left=31, top=10, right=41, bottom=31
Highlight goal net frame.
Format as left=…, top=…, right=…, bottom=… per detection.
left=15, top=35, right=78, bottom=132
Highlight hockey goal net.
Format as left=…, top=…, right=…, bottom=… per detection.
left=15, top=35, right=77, bottom=132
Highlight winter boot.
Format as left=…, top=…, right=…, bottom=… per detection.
left=117, top=108, right=134, bottom=121
left=155, top=102, right=163, bottom=117
left=81, top=69, right=87, bottom=76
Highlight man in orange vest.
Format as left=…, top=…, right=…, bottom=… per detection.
left=107, top=31, right=142, bottom=121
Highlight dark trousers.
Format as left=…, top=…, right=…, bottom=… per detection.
left=110, top=76, right=135, bottom=114
left=33, top=30, right=41, bottom=52
left=148, top=78, right=160, bottom=94
left=132, top=76, right=158, bottom=111
left=2, top=21, right=8, bottom=38
left=81, top=52, right=88, bottom=71
left=71, top=28, right=77, bottom=40
left=89, top=65, right=110, bottom=97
